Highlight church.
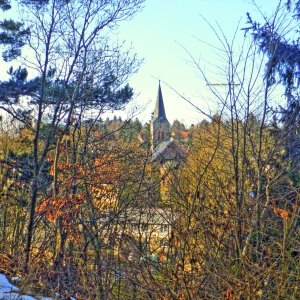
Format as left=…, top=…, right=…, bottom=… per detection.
left=150, top=82, right=186, bottom=165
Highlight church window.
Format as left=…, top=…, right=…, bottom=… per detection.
left=156, top=130, right=161, bottom=140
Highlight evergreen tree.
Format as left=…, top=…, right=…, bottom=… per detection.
left=170, top=119, right=184, bottom=141
left=245, top=0, right=300, bottom=171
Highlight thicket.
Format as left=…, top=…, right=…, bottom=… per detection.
left=0, top=0, right=299, bottom=299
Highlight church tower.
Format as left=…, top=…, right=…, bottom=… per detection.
left=150, top=82, right=170, bottom=151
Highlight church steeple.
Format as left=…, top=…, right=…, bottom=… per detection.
left=153, top=81, right=168, bottom=122
left=150, top=82, right=170, bottom=151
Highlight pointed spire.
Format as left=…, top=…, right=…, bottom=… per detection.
left=153, top=81, right=167, bottom=121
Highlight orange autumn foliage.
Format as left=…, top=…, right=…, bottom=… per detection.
left=36, top=194, right=84, bottom=223
left=38, top=152, right=122, bottom=225
left=272, top=206, right=289, bottom=220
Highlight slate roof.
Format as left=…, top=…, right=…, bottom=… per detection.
left=153, top=82, right=168, bottom=122
left=151, top=139, right=186, bottom=163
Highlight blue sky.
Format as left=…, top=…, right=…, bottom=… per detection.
left=117, top=0, right=279, bottom=126
left=0, top=0, right=280, bottom=126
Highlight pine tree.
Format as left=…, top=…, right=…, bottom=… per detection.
left=245, top=1, right=300, bottom=172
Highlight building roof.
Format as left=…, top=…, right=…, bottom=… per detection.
left=151, top=139, right=186, bottom=163
left=153, top=82, right=168, bottom=122
left=180, top=131, right=190, bottom=138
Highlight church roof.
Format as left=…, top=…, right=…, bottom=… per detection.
left=153, top=82, right=168, bottom=122
left=151, top=139, right=186, bottom=163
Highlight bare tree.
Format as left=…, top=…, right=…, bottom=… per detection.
left=157, top=12, right=299, bottom=298
left=0, top=0, right=144, bottom=270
